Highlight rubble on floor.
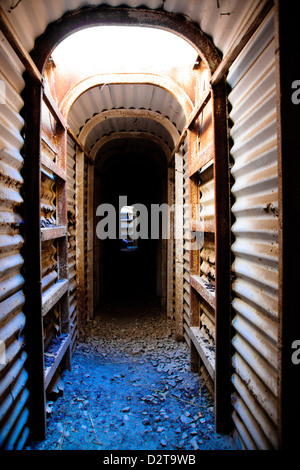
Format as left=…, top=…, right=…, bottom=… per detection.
left=26, top=299, right=236, bottom=451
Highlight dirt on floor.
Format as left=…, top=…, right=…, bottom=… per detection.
left=26, top=298, right=237, bottom=452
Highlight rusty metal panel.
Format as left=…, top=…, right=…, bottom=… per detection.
left=0, top=32, right=29, bottom=449
left=228, top=10, right=278, bottom=450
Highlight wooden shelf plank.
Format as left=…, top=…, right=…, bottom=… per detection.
left=190, top=274, right=215, bottom=309
left=44, top=334, right=71, bottom=389
left=41, top=153, right=66, bottom=181
left=189, top=143, right=214, bottom=177
left=42, top=279, right=69, bottom=316
left=190, top=219, right=215, bottom=233
left=41, top=226, right=67, bottom=242
left=189, top=326, right=215, bottom=381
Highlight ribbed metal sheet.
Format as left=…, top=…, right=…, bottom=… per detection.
left=66, top=135, right=78, bottom=351
left=0, top=30, right=29, bottom=449
left=228, top=10, right=278, bottom=450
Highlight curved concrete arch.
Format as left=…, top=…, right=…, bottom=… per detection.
left=90, top=131, right=172, bottom=166
left=78, top=108, right=180, bottom=152
left=60, top=73, right=193, bottom=120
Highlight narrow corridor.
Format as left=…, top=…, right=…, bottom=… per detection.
left=26, top=299, right=236, bottom=451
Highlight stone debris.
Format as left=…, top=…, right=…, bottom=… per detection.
left=26, top=300, right=236, bottom=451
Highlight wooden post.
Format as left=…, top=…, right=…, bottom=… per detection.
left=167, top=166, right=175, bottom=320
left=174, top=151, right=184, bottom=341
left=23, top=76, right=46, bottom=440
left=211, top=79, right=232, bottom=434
left=87, top=163, right=94, bottom=319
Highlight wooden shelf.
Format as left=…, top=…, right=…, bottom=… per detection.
left=190, top=219, right=215, bottom=233
left=42, top=279, right=69, bottom=316
left=41, top=153, right=66, bottom=181
left=41, top=225, right=67, bottom=241
left=190, top=274, right=215, bottom=309
left=189, top=326, right=215, bottom=381
left=44, top=333, right=71, bottom=389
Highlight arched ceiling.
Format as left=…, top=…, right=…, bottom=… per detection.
left=0, top=0, right=262, bottom=165
left=68, top=84, right=186, bottom=143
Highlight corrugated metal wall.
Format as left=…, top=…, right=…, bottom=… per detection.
left=228, top=10, right=279, bottom=450
left=0, top=31, right=30, bottom=449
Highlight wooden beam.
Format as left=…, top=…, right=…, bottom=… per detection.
left=67, top=127, right=94, bottom=165
left=211, top=0, right=274, bottom=85
left=190, top=274, right=215, bottom=310
left=41, top=226, right=67, bottom=242
left=186, top=89, right=211, bottom=130
left=171, top=89, right=211, bottom=158
left=41, top=153, right=66, bottom=181
left=0, top=6, right=42, bottom=84
left=212, top=79, right=232, bottom=434
left=22, top=76, right=46, bottom=440
left=189, top=327, right=215, bottom=381
left=43, top=88, right=66, bottom=129
left=44, top=334, right=71, bottom=389
left=42, top=279, right=69, bottom=317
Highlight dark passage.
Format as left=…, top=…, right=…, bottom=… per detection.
left=26, top=299, right=236, bottom=451
left=96, top=152, right=163, bottom=303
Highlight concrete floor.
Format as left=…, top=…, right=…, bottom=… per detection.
left=26, top=298, right=237, bottom=452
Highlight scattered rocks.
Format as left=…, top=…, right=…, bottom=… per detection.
left=180, top=415, right=194, bottom=425
left=26, top=300, right=236, bottom=451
